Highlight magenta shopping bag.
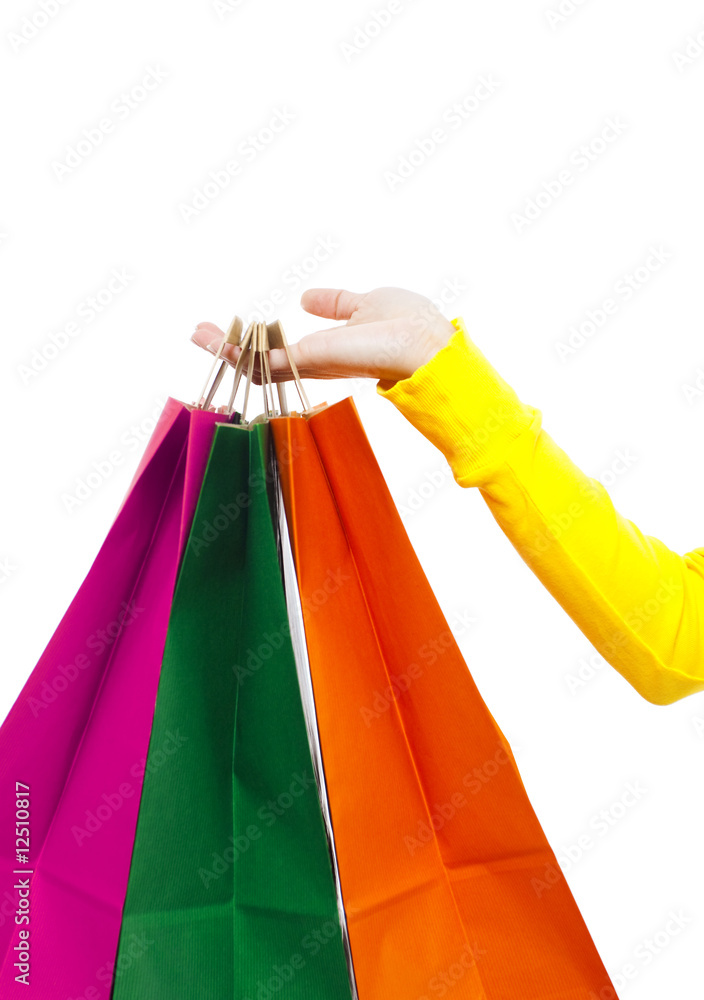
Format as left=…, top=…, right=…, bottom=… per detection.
left=0, top=399, right=227, bottom=998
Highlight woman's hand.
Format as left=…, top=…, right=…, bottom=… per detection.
left=190, top=286, right=456, bottom=385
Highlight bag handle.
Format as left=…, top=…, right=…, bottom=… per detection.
left=266, top=320, right=311, bottom=414
left=197, top=314, right=243, bottom=410
left=198, top=315, right=313, bottom=421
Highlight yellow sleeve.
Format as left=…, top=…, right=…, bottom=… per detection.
left=377, top=316, right=704, bottom=705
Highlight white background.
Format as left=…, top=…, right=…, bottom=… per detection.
left=1, top=1, right=704, bottom=995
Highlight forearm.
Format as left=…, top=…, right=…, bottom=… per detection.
left=377, top=317, right=704, bottom=705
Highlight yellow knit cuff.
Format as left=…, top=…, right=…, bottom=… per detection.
left=376, top=316, right=540, bottom=486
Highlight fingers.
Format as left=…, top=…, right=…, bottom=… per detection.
left=243, top=344, right=344, bottom=382
left=300, top=287, right=364, bottom=321
left=191, top=313, right=396, bottom=383
left=194, top=321, right=224, bottom=340
left=191, top=321, right=347, bottom=380
left=281, top=320, right=402, bottom=380
left=191, top=324, right=241, bottom=365
left=191, top=331, right=298, bottom=382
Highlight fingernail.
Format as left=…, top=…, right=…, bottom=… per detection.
left=190, top=332, right=218, bottom=353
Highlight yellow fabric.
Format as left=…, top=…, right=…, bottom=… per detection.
left=377, top=316, right=704, bottom=705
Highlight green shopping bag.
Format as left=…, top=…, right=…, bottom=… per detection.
left=110, top=421, right=354, bottom=999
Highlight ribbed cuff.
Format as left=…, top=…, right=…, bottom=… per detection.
left=376, top=316, right=540, bottom=486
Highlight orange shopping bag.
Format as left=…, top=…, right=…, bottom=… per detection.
left=271, top=396, right=618, bottom=1000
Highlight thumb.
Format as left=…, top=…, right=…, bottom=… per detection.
left=300, top=287, right=365, bottom=321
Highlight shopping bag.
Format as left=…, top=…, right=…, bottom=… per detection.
left=0, top=400, right=227, bottom=997
left=270, top=396, right=618, bottom=1000
left=1, top=307, right=618, bottom=999
left=110, top=420, right=355, bottom=999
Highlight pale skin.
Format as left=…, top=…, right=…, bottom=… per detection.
left=190, top=287, right=456, bottom=387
